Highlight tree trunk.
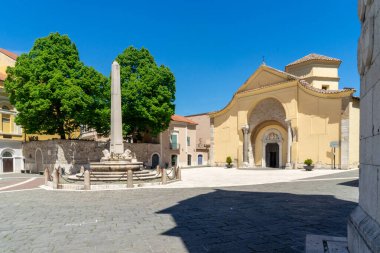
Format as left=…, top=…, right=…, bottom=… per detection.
left=58, top=124, right=66, bottom=140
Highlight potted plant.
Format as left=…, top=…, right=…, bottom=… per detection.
left=226, top=156, right=233, bottom=168
left=304, top=159, right=314, bottom=171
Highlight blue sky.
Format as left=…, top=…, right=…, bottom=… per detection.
left=1, top=0, right=360, bottom=116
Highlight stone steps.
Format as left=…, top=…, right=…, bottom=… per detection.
left=67, top=169, right=160, bottom=182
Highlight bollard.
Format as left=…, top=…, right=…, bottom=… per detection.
left=44, top=167, right=50, bottom=185
left=176, top=166, right=181, bottom=181
left=156, top=165, right=160, bottom=175
left=127, top=169, right=134, bottom=188
left=52, top=168, right=59, bottom=189
left=84, top=170, right=91, bottom=190
left=161, top=167, right=167, bottom=185
left=80, top=166, right=85, bottom=174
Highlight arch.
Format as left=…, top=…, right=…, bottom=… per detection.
left=248, top=97, right=287, bottom=132
left=261, top=128, right=283, bottom=168
left=197, top=154, right=203, bottom=165
left=1, top=149, right=14, bottom=173
left=151, top=153, right=160, bottom=169
left=35, top=148, right=43, bottom=173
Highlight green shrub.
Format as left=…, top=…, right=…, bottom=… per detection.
left=226, top=156, right=232, bottom=165
left=304, top=159, right=313, bottom=166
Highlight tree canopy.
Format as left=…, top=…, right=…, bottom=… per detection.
left=5, top=32, right=109, bottom=139
left=116, top=46, right=176, bottom=139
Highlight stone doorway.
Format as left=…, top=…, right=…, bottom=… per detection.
left=266, top=143, right=279, bottom=168
left=151, top=154, right=160, bottom=169
left=2, top=151, right=13, bottom=173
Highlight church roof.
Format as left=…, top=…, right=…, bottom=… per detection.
left=0, top=48, right=18, bottom=61
left=299, top=80, right=355, bottom=94
left=286, top=53, right=341, bottom=67
left=171, top=114, right=198, bottom=125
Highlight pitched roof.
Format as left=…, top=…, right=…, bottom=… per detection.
left=171, top=114, right=198, bottom=125
left=0, top=48, right=18, bottom=61
left=286, top=53, right=341, bottom=67
left=299, top=80, right=355, bottom=94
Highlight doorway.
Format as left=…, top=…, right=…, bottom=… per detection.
left=265, top=143, right=279, bottom=168
left=2, top=151, right=13, bottom=173
left=151, top=154, right=160, bottom=169
left=197, top=154, right=203, bottom=165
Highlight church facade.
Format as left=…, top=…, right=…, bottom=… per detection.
left=209, top=54, right=360, bottom=169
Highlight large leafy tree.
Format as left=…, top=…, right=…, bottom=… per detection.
left=5, top=33, right=109, bottom=139
left=116, top=46, right=175, bottom=139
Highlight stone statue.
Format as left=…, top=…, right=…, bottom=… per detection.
left=101, top=149, right=111, bottom=161
left=121, top=149, right=132, bottom=160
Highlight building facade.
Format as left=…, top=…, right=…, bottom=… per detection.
left=160, top=115, right=209, bottom=168
left=0, top=49, right=24, bottom=173
left=209, top=54, right=360, bottom=169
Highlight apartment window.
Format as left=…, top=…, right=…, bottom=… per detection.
left=170, top=134, right=178, bottom=149
left=171, top=155, right=177, bottom=166
left=187, top=154, right=192, bottom=166
left=187, top=136, right=190, bottom=146
left=322, top=85, right=329, bottom=90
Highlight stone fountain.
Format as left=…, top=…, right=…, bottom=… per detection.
left=90, top=61, right=143, bottom=172
left=69, top=61, right=158, bottom=186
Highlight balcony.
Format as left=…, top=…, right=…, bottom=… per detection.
left=170, top=143, right=180, bottom=150
left=196, top=143, right=210, bottom=150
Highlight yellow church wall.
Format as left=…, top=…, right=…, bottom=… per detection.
left=297, top=89, right=342, bottom=167
left=310, top=80, right=339, bottom=91
left=312, top=65, right=339, bottom=79
left=349, top=99, right=360, bottom=166
left=213, top=103, right=240, bottom=165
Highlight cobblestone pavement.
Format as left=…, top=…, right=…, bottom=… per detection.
left=0, top=173, right=44, bottom=192
left=0, top=170, right=358, bottom=253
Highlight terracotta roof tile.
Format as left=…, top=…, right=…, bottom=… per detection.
left=171, top=114, right=198, bottom=125
left=299, top=80, right=354, bottom=94
left=0, top=48, right=18, bottom=61
left=286, top=53, right=341, bottom=67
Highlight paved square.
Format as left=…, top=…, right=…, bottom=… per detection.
left=0, top=169, right=358, bottom=252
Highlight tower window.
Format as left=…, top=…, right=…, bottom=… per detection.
left=322, top=85, right=329, bottom=90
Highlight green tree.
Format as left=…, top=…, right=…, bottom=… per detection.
left=115, top=46, right=175, bottom=139
left=5, top=33, right=109, bottom=139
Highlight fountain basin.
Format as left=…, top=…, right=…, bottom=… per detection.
left=90, top=160, right=143, bottom=172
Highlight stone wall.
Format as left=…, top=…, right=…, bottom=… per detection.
left=23, top=140, right=160, bottom=174
left=348, top=0, right=380, bottom=252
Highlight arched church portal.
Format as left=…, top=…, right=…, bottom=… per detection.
left=262, top=130, right=283, bottom=168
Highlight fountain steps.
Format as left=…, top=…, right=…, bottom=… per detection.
left=67, top=170, right=160, bottom=181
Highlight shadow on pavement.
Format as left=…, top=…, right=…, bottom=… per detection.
left=158, top=189, right=356, bottom=253
left=338, top=179, right=359, bottom=187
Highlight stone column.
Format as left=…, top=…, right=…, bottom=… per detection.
left=127, top=169, right=133, bottom=188
left=110, top=61, right=124, bottom=155
left=242, top=125, right=249, bottom=167
left=84, top=170, right=91, bottom=190
left=348, top=1, right=380, bottom=252
left=248, top=133, right=255, bottom=167
left=285, top=120, right=292, bottom=169
left=209, top=118, right=215, bottom=166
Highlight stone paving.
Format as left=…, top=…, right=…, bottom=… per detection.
left=0, top=170, right=358, bottom=252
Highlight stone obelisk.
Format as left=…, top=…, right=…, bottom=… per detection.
left=110, top=61, right=124, bottom=154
